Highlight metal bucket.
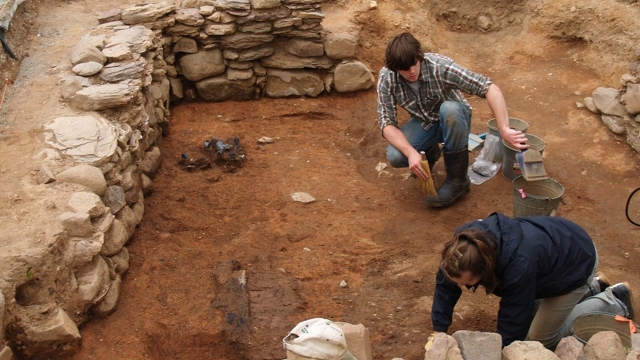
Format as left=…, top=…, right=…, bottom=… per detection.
left=512, top=176, right=564, bottom=217
left=486, top=117, right=530, bottom=163
left=572, top=312, right=638, bottom=347
left=502, top=133, right=547, bottom=181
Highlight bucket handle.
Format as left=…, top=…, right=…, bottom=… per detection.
left=518, top=189, right=563, bottom=211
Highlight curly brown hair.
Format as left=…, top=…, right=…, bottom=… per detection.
left=440, top=229, right=499, bottom=294
left=384, top=32, right=423, bottom=72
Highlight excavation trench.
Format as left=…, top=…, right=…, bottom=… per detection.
left=71, top=61, right=640, bottom=358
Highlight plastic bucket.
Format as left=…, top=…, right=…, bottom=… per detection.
left=572, top=312, right=638, bottom=347
left=487, top=117, right=529, bottom=163
left=502, top=133, right=547, bottom=181
left=512, top=176, right=564, bottom=217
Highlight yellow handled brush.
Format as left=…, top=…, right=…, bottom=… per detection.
left=417, top=151, right=437, bottom=196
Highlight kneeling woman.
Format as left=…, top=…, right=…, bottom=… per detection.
left=431, top=212, right=634, bottom=349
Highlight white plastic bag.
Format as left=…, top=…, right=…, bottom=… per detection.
left=469, top=134, right=501, bottom=185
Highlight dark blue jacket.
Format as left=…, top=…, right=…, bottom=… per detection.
left=431, top=213, right=596, bottom=346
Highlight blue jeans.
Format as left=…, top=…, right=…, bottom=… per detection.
left=386, top=101, right=471, bottom=168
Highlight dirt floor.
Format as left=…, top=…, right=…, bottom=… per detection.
left=2, top=0, right=640, bottom=359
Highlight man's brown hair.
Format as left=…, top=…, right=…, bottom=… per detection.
left=384, top=32, right=423, bottom=72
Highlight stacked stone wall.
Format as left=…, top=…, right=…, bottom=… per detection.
left=95, top=0, right=374, bottom=103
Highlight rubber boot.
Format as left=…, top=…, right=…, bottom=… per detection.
left=424, top=144, right=442, bottom=172
left=425, top=149, right=470, bottom=207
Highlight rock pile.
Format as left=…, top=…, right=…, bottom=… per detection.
left=582, top=45, right=640, bottom=153
left=420, top=330, right=640, bottom=360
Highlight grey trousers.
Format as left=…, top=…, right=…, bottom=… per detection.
left=526, top=250, right=627, bottom=349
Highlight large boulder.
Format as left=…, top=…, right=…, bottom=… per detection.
left=265, top=69, right=324, bottom=97
left=180, top=49, right=226, bottom=82
left=334, top=61, right=374, bottom=92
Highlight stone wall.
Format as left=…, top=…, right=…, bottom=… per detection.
left=95, top=0, right=374, bottom=102
left=0, top=1, right=374, bottom=359
left=582, top=46, right=640, bottom=154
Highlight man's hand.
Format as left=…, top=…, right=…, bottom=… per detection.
left=501, top=128, right=529, bottom=150
left=382, top=125, right=432, bottom=180
left=409, top=151, right=431, bottom=181
left=485, top=84, right=529, bottom=150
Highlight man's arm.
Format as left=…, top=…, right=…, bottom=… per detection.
left=377, top=69, right=431, bottom=180
left=439, top=59, right=527, bottom=150
left=382, top=126, right=430, bottom=180
left=485, top=84, right=528, bottom=150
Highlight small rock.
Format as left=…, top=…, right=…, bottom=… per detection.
left=291, top=192, right=315, bottom=204
left=620, top=73, right=637, bottom=86
left=503, top=341, right=558, bottom=360
left=340, top=280, right=347, bottom=288
left=554, top=336, right=584, bottom=359
left=38, top=164, right=56, bottom=184
left=257, top=136, right=274, bottom=144
left=477, top=16, right=491, bottom=30
left=628, top=349, right=640, bottom=360
left=97, top=8, right=122, bottom=24
left=72, top=61, right=104, bottom=76
left=375, top=162, right=387, bottom=172
left=583, top=96, right=598, bottom=113
left=369, top=1, right=377, bottom=9
left=583, top=331, right=626, bottom=359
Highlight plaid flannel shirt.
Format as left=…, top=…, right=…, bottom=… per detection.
left=377, top=53, right=493, bottom=134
